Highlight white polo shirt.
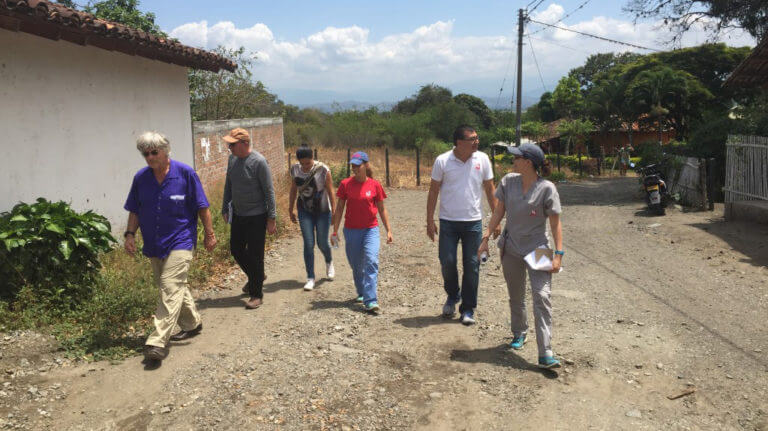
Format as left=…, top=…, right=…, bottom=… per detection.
left=431, top=149, right=493, bottom=221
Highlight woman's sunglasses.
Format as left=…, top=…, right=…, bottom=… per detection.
left=141, top=150, right=160, bottom=157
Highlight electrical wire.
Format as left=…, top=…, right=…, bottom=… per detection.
left=527, top=35, right=593, bottom=54
left=494, top=46, right=516, bottom=110
left=527, top=18, right=660, bottom=51
left=527, top=34, right=548, bottom=92
left=528, top=0, right=594, bottom=36
left=527, top=0, right=547, bottom=14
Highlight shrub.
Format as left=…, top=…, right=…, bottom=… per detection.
left=549, top=171, right=567, bottom=182
left=0, top=199, right=115, bottom=310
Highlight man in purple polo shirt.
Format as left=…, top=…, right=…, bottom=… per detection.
left=124, top=131, right=217, bottom=364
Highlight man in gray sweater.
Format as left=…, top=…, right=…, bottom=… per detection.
left=222, top=128, right=277, bottom=309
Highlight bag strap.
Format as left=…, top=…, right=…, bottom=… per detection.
left=296, top=162, right=322, bottom=193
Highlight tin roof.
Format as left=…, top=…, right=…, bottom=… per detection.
left=0, top=0, right=236, bottom=72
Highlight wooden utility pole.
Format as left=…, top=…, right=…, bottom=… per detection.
left=515, top=8, right=525, bottom=146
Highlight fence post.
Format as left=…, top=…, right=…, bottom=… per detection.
left=416, top=147, right=421, bottom=186
left=597, top=155, right=601, bottom=176
left=313, top=148, right=318, bottom=160
left=707, top=157, right=716, bottom=210
left=385, top=147, right=391, bottom=187
left=578, top=150, right=583, bottom=176
left=699, top=158, right=708, bottom=211
left=287, top=152, right=291, bottom=172
left=346, top=148, right=350, bottom=177
left=491, top=146, right=496, bottom=178
left=557, top=152, right=561, bottom=172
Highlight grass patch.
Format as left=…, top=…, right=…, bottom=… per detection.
left=0, top=180, right=254, bottom=361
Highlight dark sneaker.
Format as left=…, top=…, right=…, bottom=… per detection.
left=170, top=323, right=203, bottom=341
left=143, top=345, right=168, bottom=361
left=509, top=333, right=526, bottom=350
left=441, top=299, right=457, bottom=318
left=538, top=356, right=561, bottom=369
left=460, top=310, right=476, bottom=325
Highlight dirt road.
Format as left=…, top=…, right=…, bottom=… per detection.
left=1, top=177, right=767, bottom=430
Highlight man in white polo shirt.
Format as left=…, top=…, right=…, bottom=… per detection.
left=426, top=125, right=498, bottom=325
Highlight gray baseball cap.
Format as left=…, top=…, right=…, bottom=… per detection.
left=507, top=143, right=545, bottom=168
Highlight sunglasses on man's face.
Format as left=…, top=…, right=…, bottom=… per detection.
left=142, top=150, right=160, bottom=158
left=462, top=135, right=479, bottom=142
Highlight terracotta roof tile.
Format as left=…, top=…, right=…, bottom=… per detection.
left=0, top=0, right=236, bottom=72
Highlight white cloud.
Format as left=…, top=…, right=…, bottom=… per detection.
left=168, top=4, right=756, bottom=104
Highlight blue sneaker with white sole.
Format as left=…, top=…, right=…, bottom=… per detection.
left=509, top=334, right=526, bottom=350
left=538, top=356, right=561, bottom=369
left=460, top=310, right=476, bottom=325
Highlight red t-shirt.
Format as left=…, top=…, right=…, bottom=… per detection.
left=336, top=177, right=387, bottom=229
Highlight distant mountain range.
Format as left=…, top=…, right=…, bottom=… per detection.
left=289, top=95, right=537, bottom=113
left=274, top=86, right=541, bottom=113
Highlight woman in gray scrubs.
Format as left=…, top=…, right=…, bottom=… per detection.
left=477, top=143, right=564, bottom=369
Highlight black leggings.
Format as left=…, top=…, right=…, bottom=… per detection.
left=230, top=213, right=267, bottom=298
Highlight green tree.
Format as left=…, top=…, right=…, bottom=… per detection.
left=557, top=118, right=594, bottom=156
left=82, top=0, right=166, bottom=37
left=552, top=76, right=584, bottom=119
left=188, top=47, right=284, bottom=121
left=393, top=84, right=453, bottom=114
left=624, top=0, right=768, bottom=41
left=521, top=121, right=548, bottom=144
left=568, top=52, right=642, bottom=91
left=628, top=65, right=712, bottom=143
left=454, top=93, right=495, bottom=129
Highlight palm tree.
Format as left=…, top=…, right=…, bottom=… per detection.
left=628, top=66, right=687, bottom=146
left=557, top=119, right=594, bottom=156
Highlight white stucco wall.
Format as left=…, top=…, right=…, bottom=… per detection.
left=0, top=30, right=193, bottom=232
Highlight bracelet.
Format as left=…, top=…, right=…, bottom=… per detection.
left=124, top=231, right=135, bottom=238
left=554, top=250, right=565, bottom=256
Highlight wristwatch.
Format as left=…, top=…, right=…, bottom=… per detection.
left=554, top=250, right=565, bottom=256
left=124, top=231, right=135, bottom=238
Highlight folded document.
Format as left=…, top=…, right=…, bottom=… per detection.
left=524, top=245, right=562, bottom=272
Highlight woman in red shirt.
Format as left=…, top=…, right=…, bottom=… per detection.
left=332, top=151, right=393, bottom=314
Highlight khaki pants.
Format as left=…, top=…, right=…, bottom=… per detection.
left=501, top=251, right=553, bottom=358
left=145, top=250, right=202, bottom=348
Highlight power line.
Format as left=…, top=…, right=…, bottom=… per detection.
left=528, top=35, right=594, bottom=54
left=527, top=18, right=661, bottom=51
left=528, top=0, right=594, bottom=36
left=527, top=34, right=548, bottom=92
left=527, top=0, right=547, bottom=14
left=494, top=44, right=516, bottom=110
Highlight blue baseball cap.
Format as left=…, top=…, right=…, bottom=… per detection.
left=350, top=151, right=369, bottom=165
left=507, top=143, right=545, bottom=168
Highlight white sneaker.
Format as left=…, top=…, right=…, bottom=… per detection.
left=303, top=279, right=315, bottom=291
left=326, top=262, right=335, bottom=280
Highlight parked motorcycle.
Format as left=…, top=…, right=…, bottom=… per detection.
left=633, top=163, right=668, bottom=216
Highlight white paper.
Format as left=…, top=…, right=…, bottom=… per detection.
left=227, top=201, right=233, bottom=224
left=524, top=245, right=562, bottom=272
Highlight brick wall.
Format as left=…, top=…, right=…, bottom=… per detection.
left=191, top=118, right=288, bottom=204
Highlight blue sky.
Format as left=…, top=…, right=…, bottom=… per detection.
left=138, top=1, right=755, bottom=106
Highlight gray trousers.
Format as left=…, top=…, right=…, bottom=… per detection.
left=501, top=251, right=553, bottom=358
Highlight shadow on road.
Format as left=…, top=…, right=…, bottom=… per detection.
left=263, top=279, right=305, bottom=293
left=558, top=177, right=640, bottom=207
left=449, top=344, right=558, bottom=379
left=393, top=315, right=459, bottom=328
left=689, top=219, right=768, bottom=268
left=310, top=299, right=360, bottom=312
left=196, top=294, right=245, bottom=310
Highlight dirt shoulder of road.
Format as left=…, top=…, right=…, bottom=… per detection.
left=1, top=177, right=767, bottom=430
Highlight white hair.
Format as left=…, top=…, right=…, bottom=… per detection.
left=136, top=131, right=170, bottom=155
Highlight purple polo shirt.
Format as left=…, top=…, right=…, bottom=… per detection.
left=124, top=159, right=210, bottom=259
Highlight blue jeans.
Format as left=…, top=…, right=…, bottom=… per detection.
left=298, top=208, right=332, bottom=279
left=343, top=226, right=380, bottom=306
left=438, top=219, right=482, bottom=313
